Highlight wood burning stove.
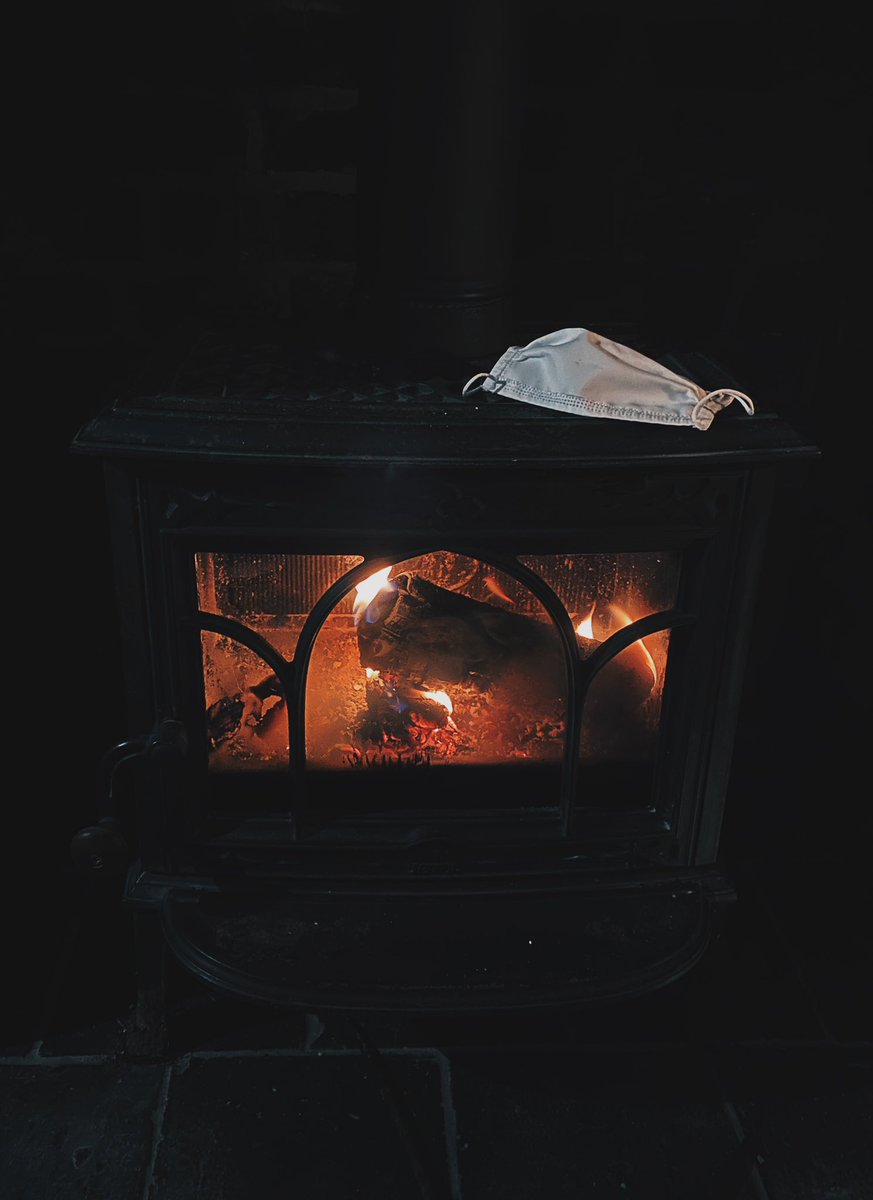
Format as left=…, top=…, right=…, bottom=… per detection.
left=71, top=329, right=816, bottom=1048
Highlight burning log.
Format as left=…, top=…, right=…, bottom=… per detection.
left=350, top=671, right=462, bottom=764
left=206, top=673, right=284, bottom=748
left=355, top=572, right=657, bottom=752
left=357, top=573, right=566, bottom=700
left=576, top=634, right=656, bottom=717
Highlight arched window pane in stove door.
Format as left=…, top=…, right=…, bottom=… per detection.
left=195, top=552, right=364, bottom=662
left=200, top=631, right=290, bottom=772
left=305, top=552, right=567, bottom=774
left=521, top=551, right=680, bottom=811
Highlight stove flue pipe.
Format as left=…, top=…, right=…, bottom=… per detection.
left=352, top=0, right=523, bottom=362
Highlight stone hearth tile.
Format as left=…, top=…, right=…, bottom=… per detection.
left=448, top=1046, right=744, bottom=1199
left=152, top=1052, right=454, bottom=1199
left=717, top=1045, right=873, bottom=1200
left=0, top=1063, right=165, bottom=1200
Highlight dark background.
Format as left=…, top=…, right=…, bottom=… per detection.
left=3, top=12, right=871, bottom=1198
left=7, top=4, right=869, bottom=909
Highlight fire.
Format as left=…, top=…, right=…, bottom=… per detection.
left=348, top=674, right=461, bottom=767
left=609, top=604, right=658, bottom=686
left=575, top=600, right=658, bottom=686
left=354, top=567, right=393, bottom=614
left=418, top=688, right=458, bottom=733
left=575, top=603, right=596, bottom=639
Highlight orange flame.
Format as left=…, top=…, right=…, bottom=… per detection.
left=575, top=601, right=658, bottom=687
left=609, top=604, right=658, bottom=686
left=420, top=688, right=457, bottom=730
left=575, top=603, right=596, bottom=639
left=354, top=567, right=392, bottom=614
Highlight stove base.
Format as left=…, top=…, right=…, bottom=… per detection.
left=125, top=867, right=734, bottom=1026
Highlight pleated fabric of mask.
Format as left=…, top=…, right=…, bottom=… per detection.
left=463, top=328, right=754, bottom=431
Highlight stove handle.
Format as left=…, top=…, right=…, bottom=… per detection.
left=69, top=816, right=129, bottom=876
left=70, top=720, right=188, bottom=875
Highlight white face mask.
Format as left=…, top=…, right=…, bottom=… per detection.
left=462, top=327, right=754, bottom=431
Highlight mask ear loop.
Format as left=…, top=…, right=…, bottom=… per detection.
left=701, top=388, right=755, bottom=414
left=462, top=372, right=496, bottom=396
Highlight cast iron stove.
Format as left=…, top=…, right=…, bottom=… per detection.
left=71, top=327, right=817, bottom=1049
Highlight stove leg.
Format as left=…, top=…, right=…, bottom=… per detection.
left=125, top=909, right=168, bottom=1059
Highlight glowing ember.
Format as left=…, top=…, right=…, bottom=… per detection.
left=575, top=603, right=596, bottom=639
left=365, top=667, right=380, bottom=680
left=610, top=604, right=658, bottom=686
left=354, top=567, right=393, bottom=614
left=348, top=675, right=462, bottom=766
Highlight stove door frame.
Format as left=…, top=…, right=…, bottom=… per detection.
left=100, top=455, right=776, bottom=878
